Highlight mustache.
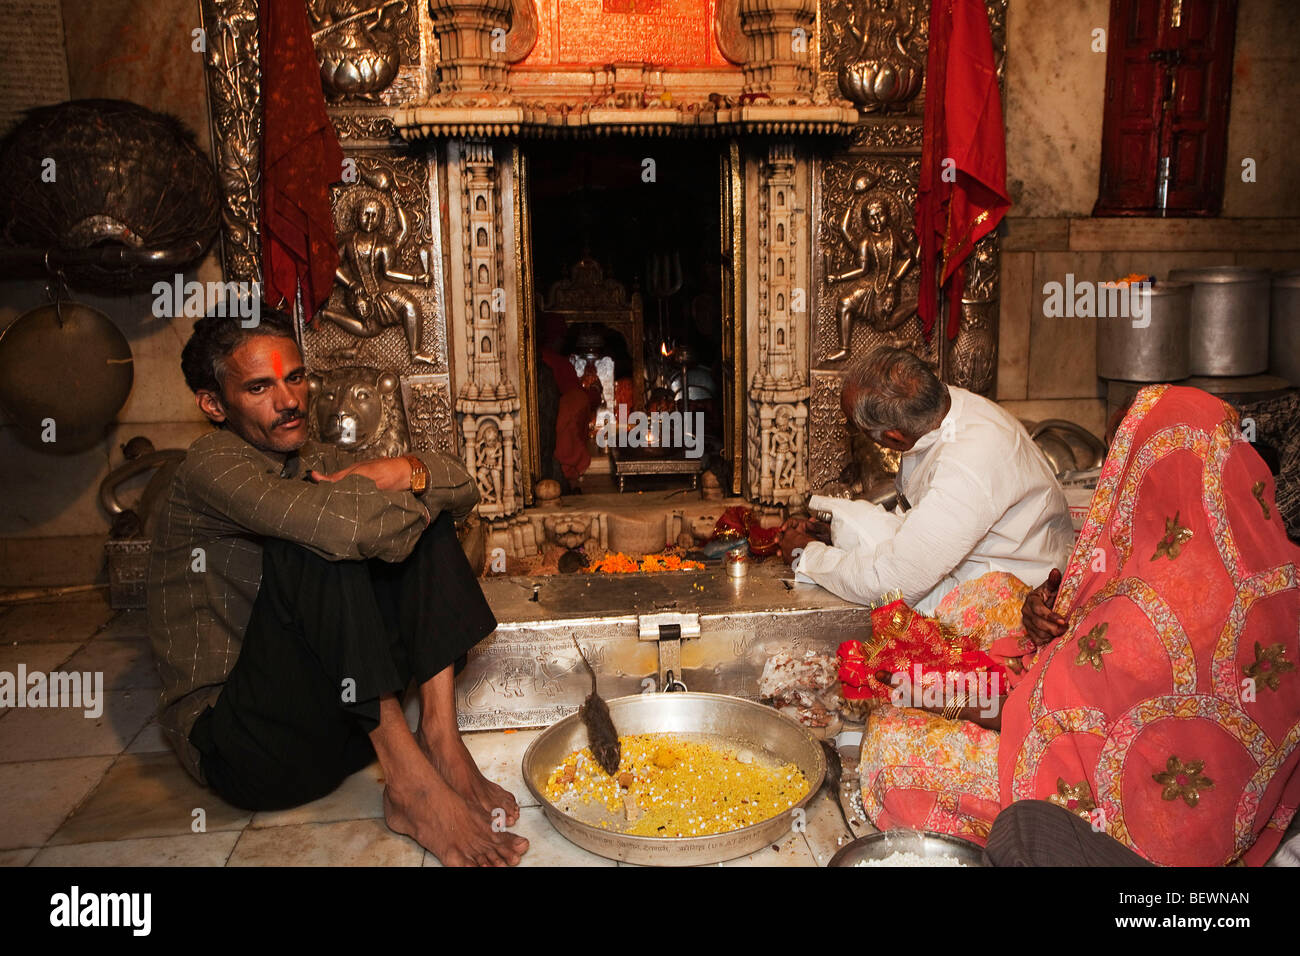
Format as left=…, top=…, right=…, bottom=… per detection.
left=272, top=410, right=305, bottom=428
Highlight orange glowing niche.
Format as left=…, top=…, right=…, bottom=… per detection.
left=521, top=0, right=728, bottom=68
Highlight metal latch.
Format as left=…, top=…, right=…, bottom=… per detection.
left=638, top=612, right=700, bottom=693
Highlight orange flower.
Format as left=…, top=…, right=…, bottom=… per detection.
left=586, top=551, right=704, bottom=574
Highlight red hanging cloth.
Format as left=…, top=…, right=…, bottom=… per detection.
left=259, top=0, right=343, bottom=321
left=915, top=0, right=1010, bottom=342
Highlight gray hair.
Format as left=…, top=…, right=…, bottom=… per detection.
left=841, top=346, right=947, bottom=438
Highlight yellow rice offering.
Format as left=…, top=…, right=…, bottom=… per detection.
left=544, top=733, right=810, bottom=838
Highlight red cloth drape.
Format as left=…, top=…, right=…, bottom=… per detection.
left=259, top=0, right=343, bottom=320
left=915, top=0, right=1010, bottom=341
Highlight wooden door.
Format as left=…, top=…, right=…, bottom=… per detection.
left=1094, top=0, right=1238, bottom=216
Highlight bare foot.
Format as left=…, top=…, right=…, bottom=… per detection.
left=382, top=763, right=528, bottom=867
left=420, top=728, right=521, bottom=826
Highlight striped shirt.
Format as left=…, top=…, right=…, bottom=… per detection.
left=147, top=428, right=479, bottom=780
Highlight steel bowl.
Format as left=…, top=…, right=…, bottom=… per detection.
left=522, top=692, right=826, bottom=865
left=828, top=829, right=986, bottom=867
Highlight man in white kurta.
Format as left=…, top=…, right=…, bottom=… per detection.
left=790, top=378, right=1074, bottom=614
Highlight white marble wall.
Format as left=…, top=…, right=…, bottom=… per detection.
left=1005, top=0, right=1300, bottom=218
left=995, top=0, right=1300, bottom=436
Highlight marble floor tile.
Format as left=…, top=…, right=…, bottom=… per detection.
left=0, top=689, right=156, bottom=761
left=32, top=831, right=241, bottom=867
left=0, top=593, right=114, bottom=644
left=48, top=752, right=251, bottom=846
left=0, top=756, right=114, bottom=849
left=61, top=638, right=160, bottom=691
left=227, top=818, right=424, bottom=867
left=125, top=719, right=170, bottom=754
left=250, top=762, right=385, bottom=829
left=461, top=727, right=543, bottom=809
left=423, top=805, right=614, bottom=868
left=0, top=642, right=84, bottom=714
left=801, top=788, right=874, bottom=867
left=0, top=848, right=37, bottom=866
left=92, top=609, right=149, bottom=641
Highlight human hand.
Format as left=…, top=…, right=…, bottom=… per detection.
left=780, top=517, right=831, bottom=544
left=780, top=528, right=816, bottom=566
left=310, top=456, right=413, bottom=492
left=1022, top=568, right=1067, bottom=646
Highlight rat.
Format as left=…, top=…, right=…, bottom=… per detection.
left=572, top=635, right=621, bottom=776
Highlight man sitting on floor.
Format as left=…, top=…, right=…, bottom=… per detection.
left=147, top=311, right=527, bottom=866
left=781, top=346, right=1074, bottom=613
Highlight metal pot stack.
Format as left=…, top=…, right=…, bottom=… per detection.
left=1096, top=281, right=1192, bottom=382
left=1271, top=270, right=1300, bottom=385
left=1169, top=266, right=1271, bottom=376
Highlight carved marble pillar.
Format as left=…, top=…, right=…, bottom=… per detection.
left=450, top=139, right=521, bottom=519
left=427, top=0, right=513, bottom=93
left=748, top=143, right=811, bottom=508
left=736, top=0, right=818, bottom=97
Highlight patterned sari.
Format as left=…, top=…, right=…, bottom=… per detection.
left=1000, top=385, right=1300, bottom=866
left=860, top=386, right=1300, bottom=864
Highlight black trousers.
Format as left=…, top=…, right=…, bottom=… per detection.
left=189, top=511, right=497, bottom=812
left=984, top=799, right=1154, bottom=867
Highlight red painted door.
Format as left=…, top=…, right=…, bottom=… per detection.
left=1094, top=0, right=1238, bottom=217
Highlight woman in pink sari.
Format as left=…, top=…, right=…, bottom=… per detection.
left=857, top=385, right=1300, bottom=865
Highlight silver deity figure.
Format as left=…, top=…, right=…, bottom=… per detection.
left=825, top=194, right=917, bottom=361
left=321, top=197, right=436, bottom=364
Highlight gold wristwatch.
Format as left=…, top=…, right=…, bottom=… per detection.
left=405, top=455, right=429, bottom=497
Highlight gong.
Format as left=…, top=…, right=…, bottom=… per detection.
left=0, top=302, right=134, bottom=453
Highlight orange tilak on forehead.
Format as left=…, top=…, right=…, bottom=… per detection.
left=271, top=350, right=284, bottom=379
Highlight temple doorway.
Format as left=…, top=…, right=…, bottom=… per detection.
left=521, top=139, right=731, bottom=497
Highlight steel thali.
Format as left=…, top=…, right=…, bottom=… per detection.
left=522, top=692, right=826, bottom=866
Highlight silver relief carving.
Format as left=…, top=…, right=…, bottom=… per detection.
left=809, top=371, right=850, bottom=491
left=819, top=159, right=920, bottom=362
left=310, top=0, right=405, bottom=101
left=307, top=365, right=412, bottom=457
left=833, top=0, right=924, bottom=112
left=945, top=232, right=1000, bottom=396
left=331, top=112, right=400, bottom=142
left=200, top=0, right=262, bottom=285
left=400, top=372, right=457, bottom=455
left=319, top=166, right=437, bottom=363
left=306, top=153, right=447, bottom=376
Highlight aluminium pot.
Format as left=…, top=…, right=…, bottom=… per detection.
left=1096, top=280, right=1191, bottom=382
left=1169, top=266, right=1270, bottom=376
left=1271, top=270, right=1300, bottom=385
